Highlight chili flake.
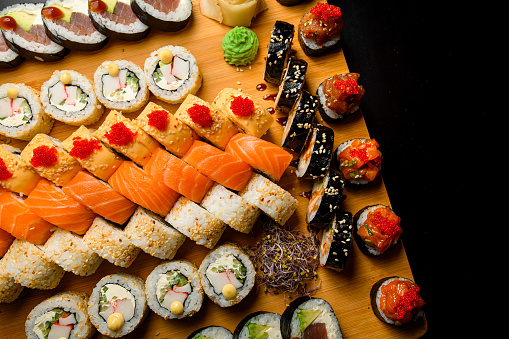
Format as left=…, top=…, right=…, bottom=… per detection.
left=105, top=122, right=136, bottom=146
left=310, top=3, right=342, bottom=21
left=230, top=96, right=254, bottom=117
left=334, top=78, right=360, bottom=94
left=370, top=211, right=400, bottom=237
left=188, top=104, right=213, bottom=128
left=69, top=137, right=102, bottom=160
left=395, top=286, right=422, bottom=320
left=0, top=158, right=13, bottom=180
left=147, top=109, right=169, bottom=131
left=30, top=145, right=58, bottom=167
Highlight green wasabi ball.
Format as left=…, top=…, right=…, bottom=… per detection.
left=222, top=26, right=259, bottom=66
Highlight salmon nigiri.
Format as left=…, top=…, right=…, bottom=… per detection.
left=24, top=179, right=97, bottom=235
left=144, top=148, right=214, bottom=203
left=109, top=161, right=180, bottom=216
left=225, top=133, right=293, bottom=181
left=182, top=140, right=252, bottom=191
left=63, top=171, right=137, bottom=225
left=0, top=190, right=55, bottom=245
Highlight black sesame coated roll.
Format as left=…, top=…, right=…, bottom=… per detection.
left=319, top=211, right=353, bottom=272
left=295, top=124, right=334, bottom=179
left=281, top=91, right=318, bottom=153
left=275, top=57, right=308, bottom=114
left=306, top=168, right=345, bottom=228
left=263, top=21, right=294, bottom=85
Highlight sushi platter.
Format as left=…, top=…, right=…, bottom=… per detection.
left=0, top=0, right=427, bottom=338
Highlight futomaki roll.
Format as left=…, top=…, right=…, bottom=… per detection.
left=316, top=73, right=365, bottom=122
left=199, top=242, right=255, bottom=307
left=353, top=204, right=402, bottom=256
left=131, top=0, right=193, bottom=32
left=188, top=326, right=232, bottom=339
left=298, top=3, right=343, bottom=56
left=0, top=3, right=70, bottom=62
left=0, top=83, right=54, bottom=141
left=306, top=168, right=344, bottom=228
left=296, top=124, right=334, bottom=180
left=263, top=21, right=294, bottom=85
left=88, top=0, right=150, bottom=41
left=274, top=57, right=307, bottom=114
left=370, top=276, right=425, bottom=326
left=281, top=296, right=342, bottom=339
left=0, top=33, right=24, bottom=69
left=94, top=60, right=149, bottom=113
left=145, top=260, right=203, bottom=319
left=144, top=45, right=202, bottom=104
left=40, top=69, right=104, bottom=126
left=25, top=291, right=95, bottom=339
left=281, top=91, right=318, bottom=153
left=333, top=138, right=382, bottom=185
left=319, top=211, right=353, bottom=272
left=41, top=0, right=108, bottom=52
left=88, top=273, right=148, bottom=337
left=233, top=311, right=282, bottom=339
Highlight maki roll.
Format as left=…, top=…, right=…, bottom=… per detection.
left=0, top=144, right=41, bottom=196
left=199, top=242, right=255, bottom=307
left=0, top=257, right=24, bottom=303
left=0, top=3, right=70, bottom=62
left=274, top=57, right=308, bottom=114
left=41, top=0, right=108, bottom=51
left=281, top=91, right=318, bottom=153
left=281, top=296, right=342, bottom=339
left=233, top=311, right=282, bottom=339
left=275, top=0, right=304, bottom=6
left=295, top=124, right=334, bottom=179
left=25, top=291, right=95, bottom=339
left=353, top=204, right=402, bottom=256
left=145, top=260, right=203, bottom=319
left=0, top=83, right=54, bottom=141
left=88, top=0, right=150, bottom=41
left=40, top=70, right=104, bottom=126
left=319, top=211, right=353, bottom=272
left=316, top=73, right=365, bottom=122
left=131, top=0, right=193, bottom=32
left=188, top=326, right=232, bottom=339
left=21, top=133, right=82, bottom=186
left=88, top=273, right=148, bottom=337
left=94, top=60, right=149, bottom=113
left=144, top=45, right=202, bottom=104
left=333, top=138, right=382, bottom=185
left=0, top=33, right=24, bottom=69
left=370, top=276, right=425, bottom=326
left=306, top=169, right=345, bottom=227
left=263, top=21, right=294, bottom=85
left=298, top=3, right=343, bottom=56
left=213, top=88, right=274, bottom=138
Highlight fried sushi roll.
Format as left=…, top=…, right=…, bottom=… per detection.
left=319, top=211, right=353, bottom=272
left=146, top=260, right=203, bottom=319
left=281, top=91, right=318, bottom=153
left=0, top=144, right=40, bottom=196
left=88, top=273, right=148, bottom=337
left=263, top=21, right=294, bottom=85
left=0, top=83, right=54, bottom=141
left=333, top=138, right=382, bottom=185
left=131, top=0, right=193, bottom=32
left=199, top=242, right=255, bottom=307
left=40, top=70, right=104, bottom=126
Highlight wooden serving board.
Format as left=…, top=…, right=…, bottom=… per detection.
left=0, top=1, right=427, bottom=338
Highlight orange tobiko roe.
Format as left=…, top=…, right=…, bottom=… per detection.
left=379, top=279, right=425, bottom=324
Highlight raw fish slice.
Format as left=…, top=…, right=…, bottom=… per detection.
left=225, top=134, right=293, bottom=181
left=0, top=190, right=55, bottom=245
left=0, top=227, right=14, bottom=257
left=24, top=179, right=97, bottom=235
left=182, top=140, right=252, bottom=191
left=144, top=148, right=213, bottom=203
left=63, top=171, right=137, bottom=225
left=109, top=161, right=180, bottom=216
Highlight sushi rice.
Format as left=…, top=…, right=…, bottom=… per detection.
left=188, top=326, right=232, bottom=339
left=0, top=257, right=24, bottom=303
left=235, top=312, right=282, bottom=339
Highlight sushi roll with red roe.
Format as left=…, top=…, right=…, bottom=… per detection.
left=298, top=3, right=343, bottom=56
left=333, top=138, right=382, bottom=185
left=353, top=204, right=402, bottom=256
left=316, top=73, right=365, bottom=122
left=370, top=276, right=425, bottom=326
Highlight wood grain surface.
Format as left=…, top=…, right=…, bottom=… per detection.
left=0, top=0, right=427, bottom=337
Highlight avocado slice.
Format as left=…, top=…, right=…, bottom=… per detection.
left=4, top=11, right=36, bottom=31
left=247, top=323, right=270, bottom=339
left=297, top=309, right=322, bottom=332
left=50, top=5, right=72, bottom=23
left=102, top=0, right=118, bottom=14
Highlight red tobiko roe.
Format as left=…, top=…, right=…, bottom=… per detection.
left=69, top=137, right=102, bottom=160
left=334, top=78, right=360, bottom=95
left=371, top=211, right=400, bottom=237
left=30, top=145, right=58, bottom=167
left=310, top=3, right=342, bottom=21
left=147, top=109, right=169, bottom=131
left=188, top=104, right=213, bottom=128
left=105, top=122, right=136, bottom=146
left=0, top=158, right=13, bottom=180
left=230, top=96, right=254, bottom=117
left=395, top=286, right=422, bottom=320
